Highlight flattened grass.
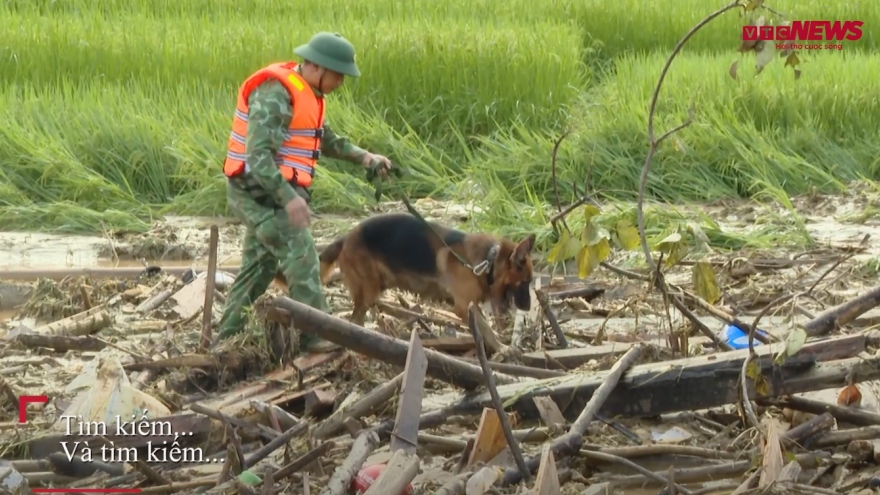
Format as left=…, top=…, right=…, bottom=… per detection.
left=0, top=0, right=877, bottom=251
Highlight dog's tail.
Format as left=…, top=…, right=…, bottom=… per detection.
left=318, top=235, right=346, bottom=285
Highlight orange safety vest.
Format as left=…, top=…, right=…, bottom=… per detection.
left=223, top=62, right=325, bottom=188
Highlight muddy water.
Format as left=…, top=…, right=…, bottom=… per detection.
left=0, top=216, right=244, bottom=271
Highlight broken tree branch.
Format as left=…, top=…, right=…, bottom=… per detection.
left=311, top=372, right=405, bottom=440
left=500, top=345, right=642, bottom=486
left=273, top=296, right=519, bottom=390
left=467, top=303, right=531, bottom=483
left=804, top=283, right=880, bottom=337
left=318, top=429, right=381, bottom=495
left=636, top=0, right=741, bottom=271
left=200, top=224, right=219, bottom=352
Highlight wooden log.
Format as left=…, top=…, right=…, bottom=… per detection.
left=457, top=357, right=565, bottom=380
left=500, top=347, right=642, bottom=486
left=805, top=284, right=880, bottom=336
left=423, top=333, right=870, bottom=423
left=362, top=449, right=420, bottom=495
left=421, top=337, right=475, bottom=353
left=136, top=289, right=173, bottom=314
left=780, top=412, right=836, bottom=448
left=13, top=334, right=106, bottom=353
left=311, top=372, right=404, bottom=440
left=763, top=394, right=880, bottom=427
left=34, top=306, right=111, bottom=336
left=318, top=429, right=381, bottom=495
left=272, top=296, right=519, bottom=391
left=521, top=341, right=641, bottom=369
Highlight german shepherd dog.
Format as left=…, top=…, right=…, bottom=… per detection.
left=315, top=212, right=536, bottom=326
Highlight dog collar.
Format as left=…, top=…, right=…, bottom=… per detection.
left=472, top=243, right=499, bottom=286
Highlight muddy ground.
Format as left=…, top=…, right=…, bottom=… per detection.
left=3, top=188, right=880, bottom=494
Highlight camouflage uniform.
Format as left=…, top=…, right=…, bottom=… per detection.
left=217, top=67, right=371, bottom=350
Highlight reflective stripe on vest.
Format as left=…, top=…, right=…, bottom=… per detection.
left=222, top=62, right=325, bottom=188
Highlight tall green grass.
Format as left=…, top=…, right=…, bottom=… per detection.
left=1, top=0, right=878, bottom=247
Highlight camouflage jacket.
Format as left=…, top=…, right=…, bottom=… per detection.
left=228, top=77, right=369, bottom=206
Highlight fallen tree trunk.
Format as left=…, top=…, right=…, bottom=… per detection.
left=273, top=296, right=519, bottom=391
left=422, top=333, right=871, bottom=422
left=13, top=334, right=106, bottom=353
left=805, top=284, right=880, bottom=336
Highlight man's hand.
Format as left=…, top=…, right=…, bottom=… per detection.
left=361, top=152, right=393, bottom=179
left=284, top=196, right=311, bottom=228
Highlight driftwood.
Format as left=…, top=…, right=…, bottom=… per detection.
left=764, top=395, right=880, bottom=427
left=33, top=306, right=112, bottom=336
left=500, top=346, right=642, bottom=486
left=423, top=333, right=870, bottom=422
left=311, top=372, right=404, bottom=440
left=457, top=357, right=565, bottom=380
left=467, top=303, right=530, bottom=481
left=805, top=284, right=880, bottom=336
left=244, top=421, right=309, bottom=469
left=270, top=441, right=335, bottom=482
left=319, top=429, right=381, bottom=495
left=13, top=334, right=106, bottom=353
left=362, top=449, right=420, bottom=495
left=781, top=412, right=837, bottom=448
left=272, top=296, right=519, bottom=390
left=136, top=289, right=173, bottom=314
left=812, top=424, right=880, bottom=448
left=200, top=224, right=219, bottom=352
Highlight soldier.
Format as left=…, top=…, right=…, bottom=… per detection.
left=216, top=32, right=393, bottom=352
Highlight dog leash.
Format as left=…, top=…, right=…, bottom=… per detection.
left=365, top=162, right=493, bottom=277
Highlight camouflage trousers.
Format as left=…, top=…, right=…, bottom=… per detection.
left=217, top=181, right=331, bottom=344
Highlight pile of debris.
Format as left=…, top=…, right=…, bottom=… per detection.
left=4, top=228, right=880, bottom=495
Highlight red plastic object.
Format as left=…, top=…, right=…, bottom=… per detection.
left=351, top=462, right=414, bottom=494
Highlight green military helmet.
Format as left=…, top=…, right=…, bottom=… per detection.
left=294, top=32, right=361, bottom=77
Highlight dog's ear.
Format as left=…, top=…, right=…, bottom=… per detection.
left=511, top=234, right=536, bottom=268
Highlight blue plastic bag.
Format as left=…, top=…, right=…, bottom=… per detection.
left=721, top=323, right=770, bottom=350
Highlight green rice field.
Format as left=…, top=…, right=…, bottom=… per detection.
left=1, top=0, right=877, bottom=240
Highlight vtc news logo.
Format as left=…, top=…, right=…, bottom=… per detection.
left=742, top=20, right=863, bottom=42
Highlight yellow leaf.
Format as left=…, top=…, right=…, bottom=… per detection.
left=654, top=232, right=689, bottom=268
left=744, top=0, right=764, bottom=12
left=614, top=219, right=640, bottom=251
left=692, top=261, right=721, bottom=305
left=754, top=374, right=770, bottom=396
left=594, top=237, right=611, bottom=263
left=547, top=229, right=571, bottom=263
left=576, top=245, right=597, bottom=279
left=745, top=360, right=762, bottom=381
left=583, top=204, right=601, bottom=223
